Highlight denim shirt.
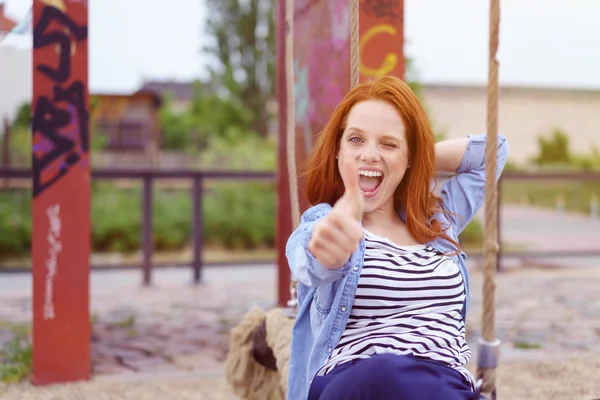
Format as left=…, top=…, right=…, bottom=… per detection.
left=284, top=133, right=509, bottom=400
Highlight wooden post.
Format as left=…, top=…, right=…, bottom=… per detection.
left=359, top=0, right=405, bottom=81
left=275, top=0, right=292, bottom=307
left=275, top=0, right=405, bottom=306
left=31, top=0, right=90, bottom=385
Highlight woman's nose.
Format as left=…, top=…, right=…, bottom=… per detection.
left=359, top=146, right=382, bottom=162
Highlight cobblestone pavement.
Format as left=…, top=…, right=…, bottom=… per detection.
left=0, top=265, right=275, bottom=399
left=1, top=264, right=599, bottom=399
left=88, top=265, right=275, bottom=375
left=467, top=266, right=600, bottom=364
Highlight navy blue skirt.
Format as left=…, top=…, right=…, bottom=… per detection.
left=308, top=353, right=479, bottom=400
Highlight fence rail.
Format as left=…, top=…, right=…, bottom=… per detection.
left=0, top=168, right=275, bottom=284
left=1, top=168, right=600, bottom=281
left=501, top=170, right=600, bottom=181
left=496, top=171, right=600, bottom=267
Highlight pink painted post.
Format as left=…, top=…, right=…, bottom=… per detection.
left=275, top=0, right=405, bottom=306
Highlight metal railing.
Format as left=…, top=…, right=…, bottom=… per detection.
left=0, top=168, right=275, bottom=284
left=494, top=171, right=600, bottom=262
left=1, top=168, right=600, bottom=281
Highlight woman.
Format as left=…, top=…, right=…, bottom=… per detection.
left=285, top=76, right=509, bottom=400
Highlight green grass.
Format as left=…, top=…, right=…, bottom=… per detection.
left=0, top=322, right=32, bottom=383
left=513, top=341, right=542, bottom=350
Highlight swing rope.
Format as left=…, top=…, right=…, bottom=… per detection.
left=350, top=0, right=360, bottom=89
left=285, top=0, right=299, bottom=231
left=284, top=0, right=300, bottom=309
left=477, top=0, right=501, bottom=397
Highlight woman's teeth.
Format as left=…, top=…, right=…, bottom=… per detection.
left=358, top=170, right=383, bottom=177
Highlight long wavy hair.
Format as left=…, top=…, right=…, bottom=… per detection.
left=302, top=75, right=459, bottom=250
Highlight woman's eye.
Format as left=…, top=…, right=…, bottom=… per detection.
left=383, top=143, right=397, bottom=148
left=349, top=137, right=362, bottom=143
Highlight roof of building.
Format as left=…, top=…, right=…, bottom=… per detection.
left=0, top=3, right=17, bottom=35
left=136, top=81, right=199, bottom=103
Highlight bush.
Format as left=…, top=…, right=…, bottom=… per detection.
left=532, top=127, right=571, bottom=166
left=0, top=179, right=483, bottom=260
left=0, top=181, right=276, bottom=259
left=90, top=181, right=276, bottom=254
left=91, top=185, right=141, bottom=253
left=197, top=134, right=277, bottom=170
left=0, top=191, right=32, bottom=257
left=204, top=182, right=276, bottom=249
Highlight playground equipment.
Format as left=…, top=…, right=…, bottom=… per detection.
left=225, top=0, right=502, bottom=399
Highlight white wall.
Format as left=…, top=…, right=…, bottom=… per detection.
left=0, top=36, right=31, bottom=125
left=422, top=84, right=600, bottom=164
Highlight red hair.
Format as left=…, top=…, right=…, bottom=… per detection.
left=302, top=75, right=459, bottom=251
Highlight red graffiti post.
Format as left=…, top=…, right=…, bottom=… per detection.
left=359, top=0, right=405, bottom=82
left=31, top=0, right=90, bottom=385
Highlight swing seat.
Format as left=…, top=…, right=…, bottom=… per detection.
left=252, top=320, right=278, bottom=371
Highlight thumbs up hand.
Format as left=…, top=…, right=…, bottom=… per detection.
left=308, top=158, right=365, bottom=270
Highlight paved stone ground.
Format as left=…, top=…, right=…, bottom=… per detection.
left=467, top=266, right=600, bottom=363
left=1, top=264, right=600, bottom=399
left=497, top=205, right=600, bottom=268
left=88, top=268, right=275, bottom=376
left=0, top=265, right=276, bottom=379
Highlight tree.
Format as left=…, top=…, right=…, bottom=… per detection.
left=533, top=127, right=571, bottom=166
left=203, top=0, right=275, bottom=137
left=405, top=56, right=423, bottom=99
left=11, top=102, right=31, bottom=130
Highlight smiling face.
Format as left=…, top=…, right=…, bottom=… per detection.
left=337, top=99, right=410, bottom=214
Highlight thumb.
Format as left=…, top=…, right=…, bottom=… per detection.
left=341, top=157, right=364, bottom=216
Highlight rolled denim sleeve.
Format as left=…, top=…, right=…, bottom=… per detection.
left=285, top=203, right=354, bottom=287
left=441, top=133, right=510, bottom=235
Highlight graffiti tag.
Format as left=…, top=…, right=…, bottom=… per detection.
left=32, top=5, right=88, bottom=197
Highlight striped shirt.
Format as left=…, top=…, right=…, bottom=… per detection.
left=317, top=229, right=474, bottom=387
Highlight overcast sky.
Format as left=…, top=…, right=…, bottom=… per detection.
left=3, top=0, right=599, bottom=93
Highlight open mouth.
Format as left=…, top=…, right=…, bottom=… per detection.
left=358, top=170, right=383, bottom=198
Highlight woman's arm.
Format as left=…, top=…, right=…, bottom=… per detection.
left=437, top=133, right=510, bottom=235
left=286, top=204, right=359, bottom=288
left=435, top=138, right=469, bottom=173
